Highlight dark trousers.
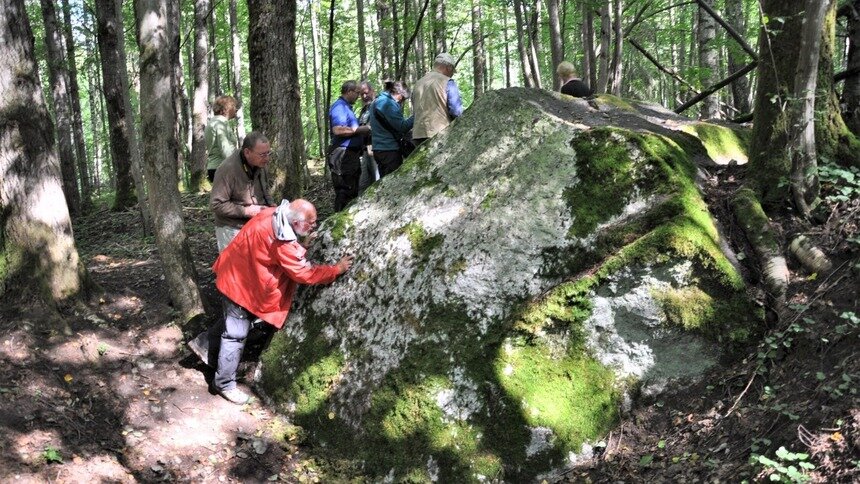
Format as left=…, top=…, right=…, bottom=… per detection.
left=375, top=150, right=404, bottom=179
left=329, top=147, right=361, bottom=211
left=413, top=137, right=428, bottom=147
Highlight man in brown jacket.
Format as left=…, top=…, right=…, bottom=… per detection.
left=210, top=131, right=274, bottom=251
left=411, top=53, right=464, bottom=146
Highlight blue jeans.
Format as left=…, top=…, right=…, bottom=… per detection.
left=212, top=298, right=252, bottom=391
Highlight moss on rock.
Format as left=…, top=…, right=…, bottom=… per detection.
left=680, top=122, right=749, bottom=165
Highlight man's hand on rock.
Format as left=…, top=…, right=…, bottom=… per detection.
left=336, top=254, right=354, bottom=274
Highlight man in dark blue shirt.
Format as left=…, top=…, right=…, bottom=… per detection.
left=329, top=80, right=370, bottom=211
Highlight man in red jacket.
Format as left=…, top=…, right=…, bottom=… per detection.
left=190, top=199, right=353, bottom=404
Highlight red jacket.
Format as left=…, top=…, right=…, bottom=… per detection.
left=212, top=207, right=340, bottom=328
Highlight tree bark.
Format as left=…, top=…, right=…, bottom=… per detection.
left=40, top=0, right=81, bottom=217
left=378, top=0, right=393, bottom=78
left=228, top=0, right=245, bottom=140
left=583, top=2, right=595, bottom=91
left=547, top=0, right=563, bottom=90
left=788, top=0, right=828, bottom=217
left=0, top=0, right=88, bottom=307
left=94, top=0, right=148, bottom=223
left=844, top=0, right=860, bottom=136
left=357, top=0, right=368, bottom=79
left=432, top=0, right=446, bottom=54
left=697, top=0, right=719, bottom=119
left=504, top=6, right=511, bottom=88
left=596, top=1, right=611, bottom=93
left=135, top=0, right=205, bottom=323
left=189, top=0, right=210, bottom=192
left=471, top=0, right=485, bottom=98
left=310, top=1, right=325, bottom=158
left=609, top=0, right=623, bottom=95
left=208, top=11, right=221, bottom=96
left=725, top=0, right=751, bottom=114
left=60, top=0, right=93, bottom=212
left=513, top=0, right=535, bottom=88
left=527, top=0, right=542, bottom=89
left=248, top=0, right=305, bottom=200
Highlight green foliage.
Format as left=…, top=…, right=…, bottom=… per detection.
left=818, top=162, right=860, bottom=204
left=42, top=446, right=63, bottom=464
left=750, top=446, right=815, bottom=483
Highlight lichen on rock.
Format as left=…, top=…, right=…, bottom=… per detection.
left=258, top=87, right=760, bottom=481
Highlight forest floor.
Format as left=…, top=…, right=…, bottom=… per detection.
left=0, top=161, right=857, bottom=483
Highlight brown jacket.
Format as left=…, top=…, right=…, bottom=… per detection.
left=210, top=149, right=273, bottom=229
left=412, top=70, right=451, bottom=139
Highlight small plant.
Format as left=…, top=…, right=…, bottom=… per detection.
left=751, top=446, right=814, bottom=483
left=42, top=446, right=63, bottom=464
left=818, top=163, right=859, bottom=204
left=97, top=342, right=109, bottom=356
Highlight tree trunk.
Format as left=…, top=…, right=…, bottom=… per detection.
left=527, top=0, right=542, bottom=89
left=378, top=0, right=393, bottom=78
left=310, top=1, right=325, bottom=158
left=392, top=0, right=401, bottom=79
left=547, top=0, right=563, bottom=90
left=189, top=0, right=210, bottom=193
left=725, top=0, right=751, bottom=114
left=697, top=0, right=719, bottom=119
left=432, top=0, right=446, bottom=54
left=60, top=0, right=93, bottom=212
left=0, top=0, right=88, bottom=307
left=815, top=1, right=860, bottom=168
left=228, top=0, right=245, bottom=140
left=583, top=2, right=595, bottom=91
left=208, top=11, right=221, bottom=96
left=596, top=1, right=611, bottom=93
left=40, top=0, right=81, bottom=217
left=94, top=0, right=148, bottom=222
left=471, top=0, right=485, bottom=98
left=357, top=0, right=368, bottom=79
left=845, top=1, right=860, bottom=136
left=135, top=0, right=205, bottom=323
left=504, top=6, right=511, bottom=87
left=513, top=0, right=535, bottom=88
left=609, top=0, right=623, bottom=95
left=788, top=0, right=829, bottom=217
left=248, top=0, right=305, bottom=200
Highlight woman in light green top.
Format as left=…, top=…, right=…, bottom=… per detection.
left=205, top=95, right=239, bottom=183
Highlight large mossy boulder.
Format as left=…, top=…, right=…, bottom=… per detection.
left=259, top=88, right=760, bottom=480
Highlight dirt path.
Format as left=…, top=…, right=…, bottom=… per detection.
left=0, top=194, right=324, bottom=483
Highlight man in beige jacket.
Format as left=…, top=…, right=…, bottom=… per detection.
left=411, top=53, right=464, bottom=146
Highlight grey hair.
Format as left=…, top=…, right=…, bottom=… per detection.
left=341, top=80, right=358, bottom=94
left=242, top=131, right=269, bottom=150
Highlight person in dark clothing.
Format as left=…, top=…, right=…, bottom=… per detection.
left=557, top=61, right=592, bottom=98
left=369, top=80, right=414, bottom=178
left=328, top=80, right=371, bottom=211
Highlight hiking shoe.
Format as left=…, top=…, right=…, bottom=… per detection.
left=188, top=332, right=210, bottom=366
left=218, top=387, right=250, bottom=405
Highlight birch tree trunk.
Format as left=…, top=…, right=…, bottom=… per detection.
left=248, top=0, right=305, bottom=199
left=40, top=0, right=80, bottom=217
left=471, top=0, right=485, bottom=98
left=609, top=0, right=623, bottom=95
left=788, top=0, right=828, bottom=217
left=1, top=0, right=88, bottom=306
left=596, top=1, right=611, bottom=93
left=94, top=0, right=148, bottom=222
left=697, top=0, right=720, bottom=119
left=135, top=0, right=205, bottom=323
left=208, top=12, right=221, bottom=95
left=189, top=0, right=210, bottom=192
left=60, top=0, right=92, bottom=212
left=527, top=0, right=542, bottom=89
left=547, top=0, right=563, bottom=90
left=228, top=0, right=245, bottom=139
left=725, top=0, right=751, bottom=114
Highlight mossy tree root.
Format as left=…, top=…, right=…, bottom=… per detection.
left=731, top=187, right=789, bottom=300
